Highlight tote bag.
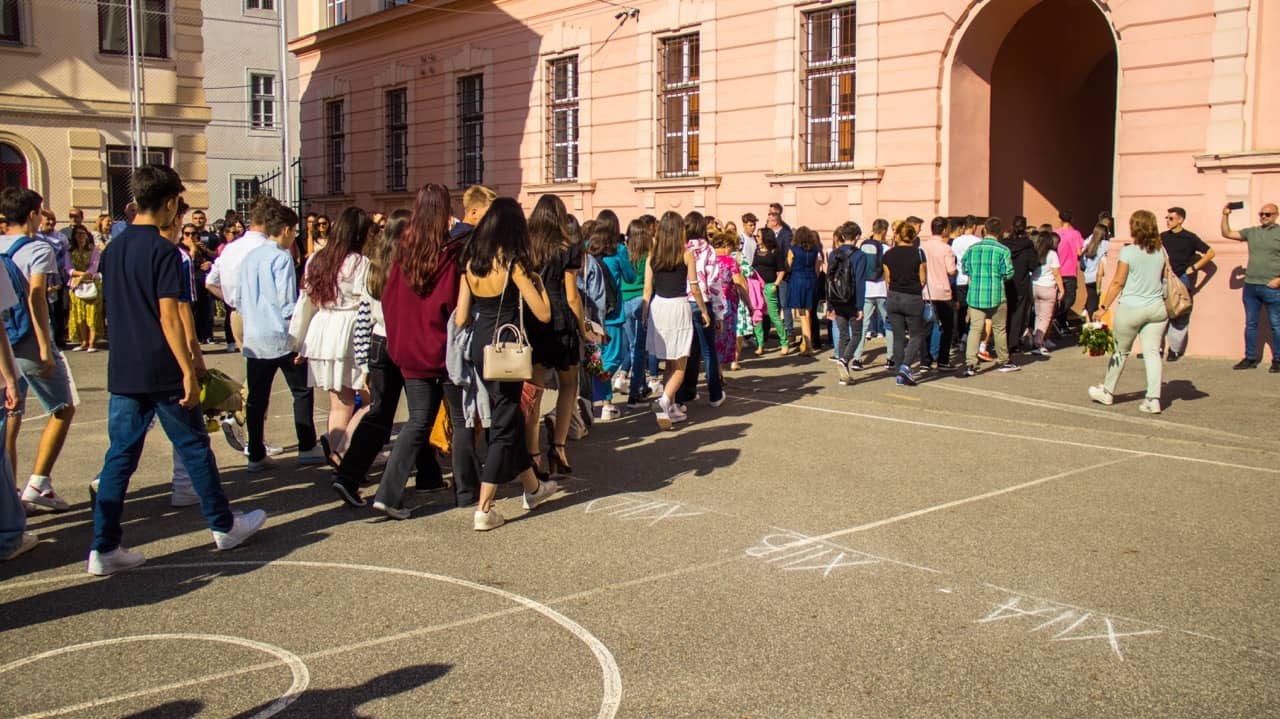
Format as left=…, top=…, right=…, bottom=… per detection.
left=1162, top=251, right=1192, bottom=319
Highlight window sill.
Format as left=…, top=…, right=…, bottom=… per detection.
left=96, top=53, right=176, bottom=70
left=370, top=190, right=412, bottom=203
left=766, top=168, right=884, bottom=186
left=0, top=42, right=39, bottom=55
left=525, top=181, right=597, bottom=195
left=630, top=175, right=721, bottom=192
left=1193, top=151, right=1280, bottom=173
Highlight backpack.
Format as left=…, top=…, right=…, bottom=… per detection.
left=864, top=239, right=886, bottom=281
left=826, top=247, right=857, bottom=305
left=1, top=237, right=34, bottom=346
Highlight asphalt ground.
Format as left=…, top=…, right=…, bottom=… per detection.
left=2, top=338, right=1278, bottom=718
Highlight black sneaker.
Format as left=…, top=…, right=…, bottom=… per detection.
left=1271, top=360, right=1280, bottom=374
left=884, top=359, right=894, bottom=369
left=1166, top=350, right=1179, bottom=363
left=331, top=479, right=365, bottom=507
left=1233, top=358, right=1259, bottom=370
left=850, top=360, right=865, bottom=372
left=936, top=361, right=955, bottom=370
left=961, top=365, right=976, bottom=378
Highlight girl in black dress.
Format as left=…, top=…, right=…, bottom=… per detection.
left=524, top=195, right=595, bottom=477
left=455, top=198, right=558, bottom=530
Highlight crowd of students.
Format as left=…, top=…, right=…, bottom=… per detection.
left=1, top=164, right=1277, bottom=569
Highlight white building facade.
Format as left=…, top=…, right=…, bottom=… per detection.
left=201, top=0, right=300, bottom=218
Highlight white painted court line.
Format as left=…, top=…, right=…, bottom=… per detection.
left=805, top=457, right=1136, bottom=543
left=736, top=396, right=1280, bottom=476
left=927, top=382, right=1247, bottom=442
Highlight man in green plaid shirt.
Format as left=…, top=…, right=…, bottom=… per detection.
left=959, top=217, right=1018, bottom=375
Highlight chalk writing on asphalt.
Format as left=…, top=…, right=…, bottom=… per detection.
left=744, top=531, right=885, bottom=578
left=976, top=595, right=1162, bottom=660
left=583, top=496, right=706, bottom=527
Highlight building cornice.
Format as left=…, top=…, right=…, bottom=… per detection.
left=0, top=96, right=211, bottom=126
left=1193, top=151, right=1280, bottom=173
left=631, top=176, right=722, bottom=192
left=525, top=181, right=597, bottom=196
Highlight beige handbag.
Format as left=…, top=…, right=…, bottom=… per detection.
left=482, top=262, right=533, bottom=382
left=1162, top=250, right=1193, bottom=319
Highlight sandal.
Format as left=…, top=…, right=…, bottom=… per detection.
left=319, top=436, right=343, bottom=470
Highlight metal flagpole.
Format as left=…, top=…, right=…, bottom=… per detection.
left=127, top=0, right=143, bottom=167
left=277, top=0, right=293, bottom=206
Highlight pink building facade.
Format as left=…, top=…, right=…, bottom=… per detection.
left=291, top=0, right=1280, bottom=359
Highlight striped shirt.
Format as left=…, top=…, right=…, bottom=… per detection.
left=960, top=237, right=1013, bottom=309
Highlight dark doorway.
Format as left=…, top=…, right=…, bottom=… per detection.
left=988, top=0, right=1117, bottom=225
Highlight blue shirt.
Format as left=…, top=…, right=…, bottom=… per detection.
left=101, top=225, right=186, bottom=394
left=233, top=242, right=298, bottom=360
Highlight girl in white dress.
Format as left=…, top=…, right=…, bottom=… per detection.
left=300, top=206, right=371, bottom=465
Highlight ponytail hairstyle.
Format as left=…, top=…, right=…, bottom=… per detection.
left=1083, top=223, right=1108, bottom=260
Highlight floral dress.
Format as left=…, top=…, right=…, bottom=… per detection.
left=733, top=251, right=756, bottom=339
left=714, top=253, right=739, bottom=364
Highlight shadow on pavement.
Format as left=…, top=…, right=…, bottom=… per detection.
left=230, top=664, right=452, bottom=719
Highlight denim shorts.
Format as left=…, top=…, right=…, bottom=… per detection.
left=13, top=336, right=77, bottom=414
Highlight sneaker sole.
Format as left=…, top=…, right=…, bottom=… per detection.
left=222, top=421, right=246, bottom=452
left=22, top=496, right=70, bottom=512
left=655, top=414, right=672, bottom=430
left=331, top=482, right=366, bottom=507
left=87, top=555, right=146, bottom=576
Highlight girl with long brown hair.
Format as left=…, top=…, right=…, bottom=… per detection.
left=618, top=217, right=661, bottom=404
left=644, top=211, right=711, bottom=429
left=67, top=224, right=102, bottom=351
left=299, top=206, right=372, bottom=465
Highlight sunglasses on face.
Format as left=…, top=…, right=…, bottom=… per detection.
left=317, top=222, right=329, bottom=227
left=1261, top=212, right=1276, bottom=218
left=182, top=231, right=196, bottom=236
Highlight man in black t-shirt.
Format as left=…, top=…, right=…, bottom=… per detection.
left=87, top=165, right=268, bottom=576
left=1160, top=207, right=1215, bottom=361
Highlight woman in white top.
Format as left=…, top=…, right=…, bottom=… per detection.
left=1080, top=223, right=1110, bottom=318
left=299, top=206, right=372, bottom=464
left=1088, top=210, right=1170, bottom=414
left=1030, top=231, right=1065, bottom=356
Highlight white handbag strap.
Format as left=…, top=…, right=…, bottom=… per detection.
left=490, top=259, right=526, bottom=345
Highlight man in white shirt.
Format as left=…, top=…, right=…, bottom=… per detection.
left=739, top=213, right=759, bottom=266
left=950, top=214, right=984, bottom=348
left=206, top=196, right=272, bottom=353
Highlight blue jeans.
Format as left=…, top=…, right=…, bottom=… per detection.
left=94, top=392, right=234, bottom=553
left=624, top=297, right=660, bottom=402
left=677, top=303, right=724, bottom=404
left=853, top=297, right=893, bottom=362
left=0, top=413, right=24, bottom=556
left=1243, top=282, right=1280, bottom=361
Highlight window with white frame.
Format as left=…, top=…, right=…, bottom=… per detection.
left=657, top=34, right=699, bottom=178
left=386, top=88, right=408, bottom=192
left=457, top=74, right=484, bottom=187
left=250, top=73, right=277, bottom=130
left=326, top=0, right=346, bottom=26
left=802, top=5, right=856, bottom=170
left=547, top=56, right=579, bottom=182
left=245, top=0, right=274, bottom=10
left=233, top=178, right=256, bottom=218
left=326, top=100, right=345, bottom=194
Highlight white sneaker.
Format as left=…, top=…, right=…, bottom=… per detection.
left=246, top=457, right=274, bottom=473
left=668, top=405, right=688, bottom=424
left=1088, top=385, right=1114, bottom=406
left=212, top=509, right=268, bottom=550
left=372, top=501, right=411, bottom=520
left=22, top=482, right=70, bottom=512
left=87, top=546, right=145, bottom=576
left=221, top=417, right=246, bottom=453
left=523, top=478, right=560, bottom=510
left=170, top=486, right=200, bottom=508
left=1033, top=347, right=1051, bottom=357
left=599, top=404, right=622, bottom=422
left=3, top=532, right=39, bottom=561
left=709, top=392, right=728, bottom=408
left=474, top=507, right=505, bottom=531
left=647, top=378, right=664, bottom=396
left=1138, top=398, right=1162, bottom=414
left=612, top=372, right=629, bottom=393
left=654, top=397, right=673, bottom=430
left=296, top=445, right=326, bottom=466
left=263, top=442, right=284, bottom=457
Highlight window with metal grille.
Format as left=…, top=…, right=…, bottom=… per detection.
left=546, top=57, right=579, bottom=183
left=326, top=100, right=345, bottom=195
left=250, top=73, right=276, bottom=130
left=657, top=34, right=700, bottom=178
left=802, top=5, right=856, bottom=170
left=457, top=75, right=484, bottom=187
left=99, top=0, right=168, bottom=58
left=233, top=178, right=256, bottom=218
left=386, top=88, right=408, bottom=192
left=245, top=0, right=274, bottom=10
left=0, top=0, right=20, bottom=44
left=105, top=145, right=170, bottom=219
left=326, top=0, right=346, bottom=26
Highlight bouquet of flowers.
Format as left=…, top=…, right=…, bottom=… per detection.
left=1079, top=322, right=1115, bottom=357
left=583, top=343, right=611, bottom=382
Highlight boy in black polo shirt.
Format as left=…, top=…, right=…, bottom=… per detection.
left=88, top=165, right=267, bottom=576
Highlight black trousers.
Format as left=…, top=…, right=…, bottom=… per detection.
left=50, top=290, right=68, bottom=347
left=886, top=292, right=926, bottom=367
left=195, top=286, right=215, bottom=342
left=480, top=379, right=532, bottom=486
left=443, top=382, right=480, bottom=507
left=223, top=303, right=236, bottom=344
left=1005, top=278, right=1032, bottom=353
left=1084, top=281, right=1101, bottom=318
left=245, top=353, right=316, bottom=462
left=954, top=284, right=970, bottom=345
left=1058, top=276, right=1079, bottom=324
left=927, top=299, right=956, bottom=364
left=373, top=374, right=445, bottom=510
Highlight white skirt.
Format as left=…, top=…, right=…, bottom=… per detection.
left=302, top=307, right=360, bottom=391
left=647, top=296, right=693, bottom=360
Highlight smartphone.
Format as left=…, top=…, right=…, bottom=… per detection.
left=1228, top=201, right=1245, bottom=211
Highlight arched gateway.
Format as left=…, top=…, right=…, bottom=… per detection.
left=945, top=0, right=1118, bottom=224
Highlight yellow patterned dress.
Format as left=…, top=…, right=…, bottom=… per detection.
left=68, top=246, right=103, bottom=344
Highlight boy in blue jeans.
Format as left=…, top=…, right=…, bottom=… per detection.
left=89, top=165, right=267, bottom=576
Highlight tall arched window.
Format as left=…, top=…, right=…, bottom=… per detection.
left=0, top=143, right=26, bottom=190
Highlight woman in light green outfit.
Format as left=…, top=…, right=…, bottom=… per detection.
left=1088, top=209, right=1169, bottom=414
left=750, top=227, right=790, bottom=355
